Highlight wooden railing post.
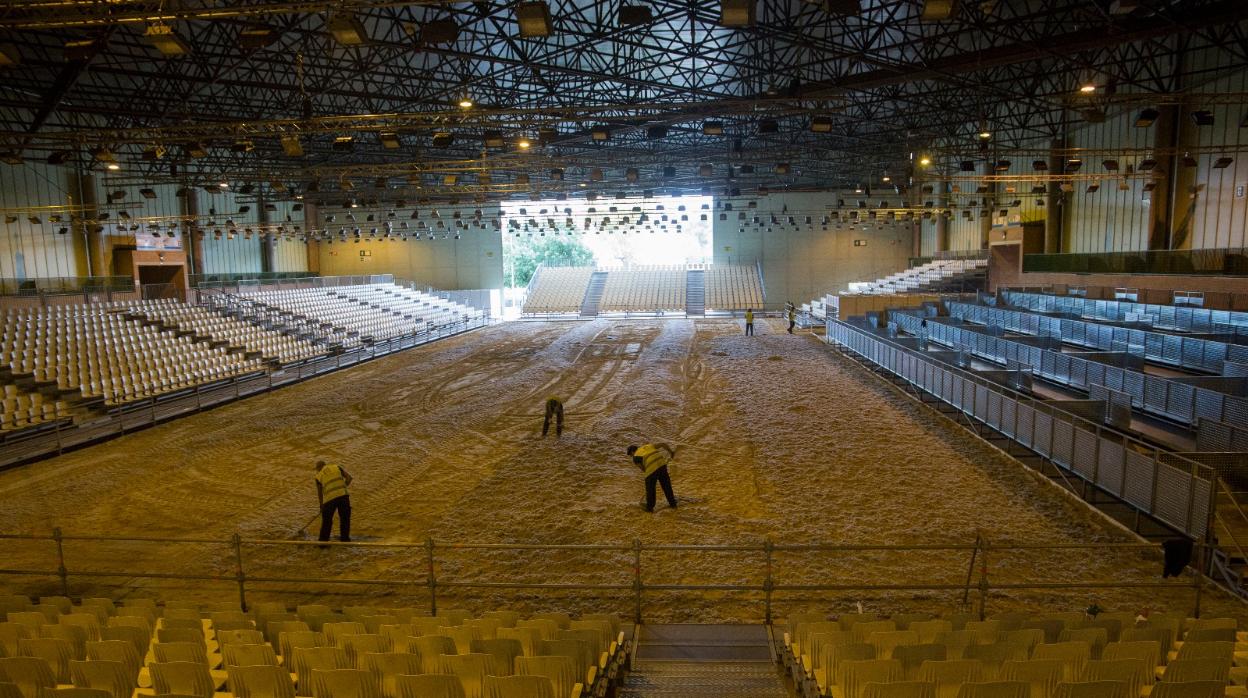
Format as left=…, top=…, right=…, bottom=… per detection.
left=232, top=533, right=248, bottom=612
left=52, top=527, right=69, bottom=597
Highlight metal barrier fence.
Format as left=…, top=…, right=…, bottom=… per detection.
left=1023, top=247, right=1248, bottom=276
left=189, top=272, right=322, bottom=288
left=827, top=318, right=1216, bottom=540
left=0, top=315, right=487, bottom=470
left=0, top=532, right=1210, bottom=623
left=1001, top=291, right=1248, bottom=335
left=193, top=274, right=394, bottom=296
left=891, top=312, right=1248, bottom=430
left=947, top=301, right=1248, bottom=375
left=0, top=276, right=134, bottom=297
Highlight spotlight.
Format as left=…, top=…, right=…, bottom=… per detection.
left=919, top=0, right=957, bottom=21
left=238, top=24, right=281, bottom=50
left=144, top=24, right=191, bottom=56
left=1138, top=159, right=1156, bottom=171
left=64, top=38, right=104, bottom=61
left=379, top=132, right=401, bottom=149
left=620, top=5, right=653, bottom=25
left=1086, top=182, right=1100, bottom=193
left=1079, top=83, right=1097, bottom=94
left=516, top=1, right=554, bottom=37
left=1065, top=158, right=1082, bottom=172
left=458, top=97, right=474, bottom=109
left=1135, top=108, right=1159, bottom=127
left=591, top=126, right=610, bottom=141
left=1032, top=160, right=1047, bottom=171
left=326, top=13, right=369, bottom=46
left=1102, top=159, right=1119, bottom=171
left=702, top=121, right=725, bottom=136
left=720, top=0, right=756, bottom=26
left=517, top=138, right=531, bottom=150
left=106, top=163, right=121, bottom=171
left=1191, top=110, right=1215, bottom=127
left=1213, top=157, right=1234, bottom=169
left=483, top=131, right=504, bottom=147
left=977, top=130, right=991, bottom=140
left=420, top=19, right=459, bottom=45
left=918, top=156, right=932, bottom=166
left=275, top=134, right=305, bottom=160
left=811, top=117, right=834, bottom=133
left=432, top=132, right=454, bottom=147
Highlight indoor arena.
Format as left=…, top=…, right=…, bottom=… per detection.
left=1, top=2, right=1247, bottom=698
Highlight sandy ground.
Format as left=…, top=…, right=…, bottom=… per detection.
left=1, top=318, right=1243, bottom=623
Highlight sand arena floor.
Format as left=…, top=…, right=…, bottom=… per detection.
left=1, top=318, right=1244, bottom=623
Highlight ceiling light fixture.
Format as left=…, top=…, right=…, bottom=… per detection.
left=144, top=24, right=191, bottom=56
left=327, top=13, right=369, bottom=46
left=516, top=1, right=554, bottom=37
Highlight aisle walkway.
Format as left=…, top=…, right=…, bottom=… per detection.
left=620, top=624, right=794, bottom=697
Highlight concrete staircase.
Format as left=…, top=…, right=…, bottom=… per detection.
left=580, top=271, right=607, bottom=317
left=620, top=625, right=793, bottom=698
left=686, top=269, right=705, bottom=316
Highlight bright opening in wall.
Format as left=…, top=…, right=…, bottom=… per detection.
left=500, top=194, right=713, bottom=289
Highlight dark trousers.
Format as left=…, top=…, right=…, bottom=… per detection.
left=319, top=496, right=351, bottom=542
left=788, top=320, right=795, bottom=333
left=745, top=322, right=754, bottom=336
left=644, top=465, right=677, bottom=511
left=542, top=405, right=564, bottom=437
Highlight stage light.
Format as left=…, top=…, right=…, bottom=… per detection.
left=1214, top=157, right=1234, bottom=169
left=238, top=24, right=280, bottom=50
left=1191, top=110, right=1215, bottom=127
left=516, top=2, right=554, bottom=37
left=620, top=5, right=653, bottom=25
left=1135, top=108, right=1159, bottom=127
left=327, top=14, right=369, bottom=46
left=517, top=138, right=531, bottom=150
left=379, top=132, right=401, bottom=149
left=720, top=0, right=756, bottom=26
left=432, top=132, right=454, bottom=147
left=702, top=121, right=724, bottom=135
left=811, top=117, right=834, bottom=133
left=145, top=24, right=191, bottom=56
left=918, top=156, right=931, bottom=166
left=458, top=97, right=474, bottom=109
left=420, top=19, right=459, bottom=45
left=919, top=0, right=957, bottom=21
left=1079, top=83, right=1096, bottom=94
left=978, top=130, right=991, bottom=140
left=106, top=163, right=120, bottom=171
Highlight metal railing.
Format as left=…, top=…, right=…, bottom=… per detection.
left=827, top=317, right=1217, bottom=540
left=0, top=532, right=1211, bottom=623
left=0, top=314, right=487, bottom=471
left=893, top=312, right=1248, bottom=430
left=1024, top=247, right=1248, bottom=276
left=947, top=301, right=1248, bottom=375
left=1002, top=290, right=1248, bottom=336
left=189, top=272, right=320, bottom=288
left=0, top=276, right=133, bottom=297
left=909, top=249, right=991, bottom=266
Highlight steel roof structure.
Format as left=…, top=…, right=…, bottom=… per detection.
left=0, top=0, right=1245, bottom=203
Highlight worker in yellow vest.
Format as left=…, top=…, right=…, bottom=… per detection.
left=542, top=396, right=564, bottom=437
left=787, top=303, right=797, bottom=334
left=628, top=443, right=678, bottom=512
left=744, top=308, right=754, bottom=336
left=314, top=460, right=353, bottom=542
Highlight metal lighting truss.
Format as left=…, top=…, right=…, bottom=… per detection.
left=0, top=0, right=1243, bottom=199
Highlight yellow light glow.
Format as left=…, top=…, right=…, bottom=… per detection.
left=919, top=156, right=932, bottom=166
left=1079, top=84, right=1096, bottom=94
left=517, top=139, right=531, bottom=149
left=106, top=163, right=120, bottom=171
left=978, top=131, right=991, bottom=139
left=458, top=98, right=474, bottom=109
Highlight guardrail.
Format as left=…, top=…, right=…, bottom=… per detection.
left=892, top=312, right=1248, bottom=429
left=0, top=533, right=1211, bottom=623
left=947, top=301, right=1248, bottom=375
left=193, top=275, right=393, bottom=297
left=1001, top=290, right=1248, bottom=335
left=189, top=272, right=322, bottom=288
left=0, top=276, right=135, bottom=299
left=826, top=318, right=1217, bottom=541
left=0, top=314, right=487, bottom=470
left=1024, top=247, right=1248, bottom=276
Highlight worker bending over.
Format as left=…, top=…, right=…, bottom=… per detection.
left=314, top=460, right=353, bottom=543
left=628, top=443, right=678, bottom=512
left=542, top=396, right=564, bottom=437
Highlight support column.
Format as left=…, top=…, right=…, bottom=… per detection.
left=66, top=167, right=98, bottom=277
left=258, top=192, right=274, bottom=273
left=980, top=162, right=994, bottom=250
left=184, top=189, right=204, bottom=276
left=1164, top=99, right=1200, bottom=250
left=936, top=179, right=949, bottom=253
left=1046, top=140, right=1064, bottom=253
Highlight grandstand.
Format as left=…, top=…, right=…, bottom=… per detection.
left=522, top=264, right=765, bottom=316
left=3, top=4, right=1248, bottom=698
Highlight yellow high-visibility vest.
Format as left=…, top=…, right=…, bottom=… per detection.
left=745, top=310, right=754, bottom=323
left=317, top=463, right=349, bottom=502
left=634, top=444, right=669, bottom=477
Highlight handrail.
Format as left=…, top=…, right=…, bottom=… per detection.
left=0, top=530, right=1203, bottom=624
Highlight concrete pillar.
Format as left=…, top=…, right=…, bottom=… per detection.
left=936, top=179, right=949, bottom=253
left=1046, top=140, right=1064, bottom=253
left=304, top=202, right=320, bottom=273
left=258, top=192, right=274, bottom=273
left=1164, top=99, right=1200, bottom=250
left=65, top=168, right=97, bottom=277
left=184, top=189, right=204, bottom=276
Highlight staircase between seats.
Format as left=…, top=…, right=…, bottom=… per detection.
left=581, top=271, right=607, bottom=317
left=686, top=269, right=705, bottom=316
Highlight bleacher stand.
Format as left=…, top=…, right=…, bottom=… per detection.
left=846, top=258, right=987, bottom=295
left=599, top=267, right=686, bottom=313
left=0, top=303, right=266, bottom=414
left=0, top=594, right=630, bottom=698
left=231, top=284, right=481, bottom=349
left=780, top=609, right=1247, bottom=698
left=704, top=266, right=765, bottom=311
left=521, top=268, right=593, bottom=314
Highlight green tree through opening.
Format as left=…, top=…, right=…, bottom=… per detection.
left=503, top=235, right=595, bottom=288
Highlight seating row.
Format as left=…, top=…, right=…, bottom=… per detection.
left=522, top=268, right=593, bottom=315
left=0, top=594, right=628, bottom=698
left=781, top=610, right=1245, bottom=698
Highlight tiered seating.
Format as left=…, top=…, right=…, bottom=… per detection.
left=705, top=266, right=765, bottom=311
left=0, top=304, right=265, bottom=408
left=523, top=268, right=594, bottom=314
left=599, top=267, right=686, bottom=313
left=0, top=384, right=70, bottom=432
left=234, top=285, right=480, bottom=348
left=781, top=609, right=1247, bottom=698
left=0, top=594, right=629, bottom=698
left=846, top=258, right=987, bottom=295
left=108, top=300, right=325, bottom=365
